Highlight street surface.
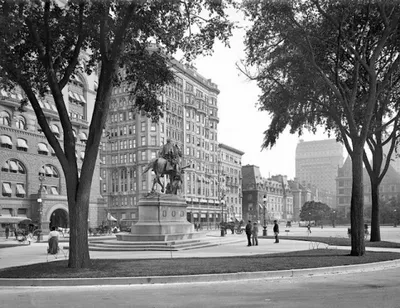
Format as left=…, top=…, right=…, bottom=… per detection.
left=1, top=266, right=400, bottom=308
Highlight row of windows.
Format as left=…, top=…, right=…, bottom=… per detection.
left=0, top=135, right=86, bottom=158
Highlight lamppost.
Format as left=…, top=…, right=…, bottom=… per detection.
left=37, top=174, right=45, bottom=242
left=394, top=209, right=397, bottom=227
left=263, top=195, right=267, bottom=236
left=220, top=199, right=225, bottom=237
left=332, top=210, right=336, bottom=228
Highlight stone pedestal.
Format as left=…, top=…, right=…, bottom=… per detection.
left=116, top=193, right=199, bottom=242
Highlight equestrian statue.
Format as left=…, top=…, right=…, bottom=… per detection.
left=142, top=138, right=188, bottom=194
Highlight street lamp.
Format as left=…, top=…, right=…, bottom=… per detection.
left=394, top=209, right=397, bottom=227
left=36, top=174, right=45, bottom=242
left=263, top=195, right=267, bottom=236
left=220, top=199, right=225, bottom=237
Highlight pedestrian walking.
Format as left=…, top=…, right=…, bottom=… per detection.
left=307, top=223, right=312, bottom=235
left=5, top=225, right=9, bottom=240
left=273, top=220, right=279, bottom=243
left=245, top=220, right=252, bottom=246
left=252, top=222, right=258, bottom=246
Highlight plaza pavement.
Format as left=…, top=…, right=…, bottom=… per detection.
left=1, top=225, right=400, bottom=286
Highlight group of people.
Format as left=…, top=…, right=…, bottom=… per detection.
left=245, top=220, right=280, bottom=246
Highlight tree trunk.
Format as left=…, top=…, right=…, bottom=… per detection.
left=350, top=147, right=366, bottom=256
left=370, top=179, right=381, bottom=242
left=68, top=191, right=90, bottom=268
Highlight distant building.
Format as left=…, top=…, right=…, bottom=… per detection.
left=218, top=143, right=244, bottom=222
left=295, top=139, right=344, bottom=208
left=336, top=156, right=400, bottom=218
left=288, top=179, right=312, bottom=221
left=242, top=165, right=293, bottom=223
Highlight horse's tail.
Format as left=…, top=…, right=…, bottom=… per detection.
left=142, top=158, right=157, bottom=175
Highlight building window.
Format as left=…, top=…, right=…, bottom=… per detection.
left=15, top=116, right=26, bottom=130
left=141, top=136, right=146, bottom=146
left=0, top=111, right=11, bottom=126
left=150, top=136, right=157, bottom=146
left=2, top=182, right=12, bottom=197
left=141, top=122, right=146, bottom=132
left=16, top=138, right=28, bottom=151
left=0, top=135, right=12, bottom=149
left=39, top=164, right=59, bottom=178
left=37, top=143, right=49, bottom=155
left=141, top=151, right=146, bottom=161
left=16, top=183, right=26, bottom=198
left=51, top=124, right=60, bottom=138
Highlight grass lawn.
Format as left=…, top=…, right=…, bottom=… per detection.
left=262, top=236, right=400, bottom=248
left=1, top=249, right=400, bottom=279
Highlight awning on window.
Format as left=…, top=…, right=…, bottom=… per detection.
left=2, top=183, right=12, bottom=194
left=77, top=94, right=86, bottom=103
left=38, top=143, right=49, bottom=153
left=0, top=135, right=12, bottom=146
left=8, top=160, right=18, bottom=171
left=17, top=139, right=28, bottom=149
left=51, top=124, right=60, bottom=134
left=0, top=89, right=8, bottom=97
left=16, top=184, right=25, bottom=195
left=45, top=166, right=53, bottom=175
left=2, top=161, right=9, bottom=171
left=50, top=187, right=59, bottom=195
left=79, top=132, right=87, bottom=141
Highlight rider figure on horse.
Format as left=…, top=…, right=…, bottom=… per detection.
left=159, top=138, right=181, bottom=172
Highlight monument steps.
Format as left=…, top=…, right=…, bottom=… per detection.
left=87, top=239, right=218, bottom=251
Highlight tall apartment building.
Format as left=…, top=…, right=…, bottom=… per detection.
left=100, top=60, right=242, bottom=229
left=218, top=143, right=244, bottom=222
left=295, top=139, right=344, bottom=207
left=242, top=165, right=294, bottom=223
left=0, top=59, right=105, bottom=236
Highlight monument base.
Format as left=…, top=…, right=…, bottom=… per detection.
left=116, top=193, right=199, bottom=242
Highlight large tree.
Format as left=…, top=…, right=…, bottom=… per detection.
left=0, top=0, right=235, bottom=268
left=243, top=0, right=400, bottom=255
left=363, top=89, right=400, bottom=241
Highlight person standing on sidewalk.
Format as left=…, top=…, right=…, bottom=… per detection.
left=245, top=220, right=252, bottom=246
left=5, top=225, right=9, bottom=240
left=252, top=222, right=259, bottom=246
left=273, top=220, right=279, bottom=243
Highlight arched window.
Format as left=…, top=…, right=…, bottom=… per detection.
left=1, top=159, right=25, bottom=174
left=15, top=115, right=26, bottom=130
left=0, top=111, right=11, bottom=126
left=39, top=164, right=59, bottom=178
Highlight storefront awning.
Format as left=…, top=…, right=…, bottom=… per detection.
left=0, top=216, right=31, bottom=224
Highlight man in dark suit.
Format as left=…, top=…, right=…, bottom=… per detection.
left=245, top=220, right=252, bottom=246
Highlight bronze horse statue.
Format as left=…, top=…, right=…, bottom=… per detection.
left=142, top=157, right=188, bottom=193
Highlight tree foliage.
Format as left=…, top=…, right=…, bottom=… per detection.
left=242, top=0, right=400, bottom=256
left=300, top=201, right=331, bottom=224
left=0, top=0, right=235, bottom=268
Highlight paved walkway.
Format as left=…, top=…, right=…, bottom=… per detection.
left=0, top=231, right=313, bottom=270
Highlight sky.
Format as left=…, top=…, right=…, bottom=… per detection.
left=190, top=8, right=331, bottom=180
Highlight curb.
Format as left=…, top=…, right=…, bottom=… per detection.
left=1, top=259, right=400, bottom=287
